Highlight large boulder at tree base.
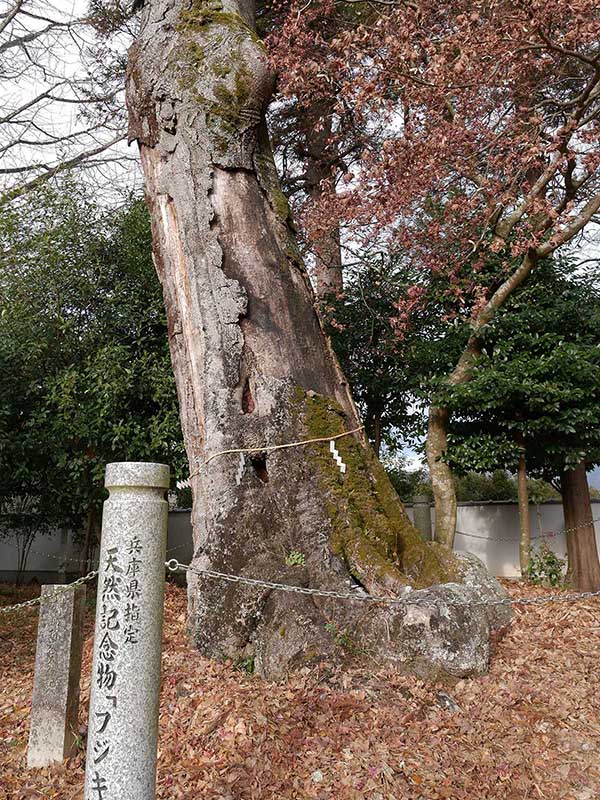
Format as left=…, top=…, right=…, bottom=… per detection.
left=253, top=551, right=512, bottom=680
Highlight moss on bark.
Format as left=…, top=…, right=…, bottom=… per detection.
left=178, top=1, right=265, bottom=47
left=296, top=388, right=455, bottom=592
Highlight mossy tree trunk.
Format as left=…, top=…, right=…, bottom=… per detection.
left=126, top=0, right=508, bottom=678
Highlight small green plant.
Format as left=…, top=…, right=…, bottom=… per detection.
left=70, top=726, right=85, bottom=752
left=285, top=550, right=306, bottom=567
left=527, top=540, right=566, bottom=587
left=236, top=655, right=255, bottom=674
left=324, top=621, right=355, bottom=651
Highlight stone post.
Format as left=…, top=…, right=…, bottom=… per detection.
left=27, top=584, right=86, bottom=767
left=413, top=494, right=433, bottom=542
left=84, top=462, right=169, bottom=800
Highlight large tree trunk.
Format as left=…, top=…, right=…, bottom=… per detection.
left=126, top=0, right=509, bottom=678
left=516, top=441, right=531, bottom=579
left=561, top=461, right=600, bottom=592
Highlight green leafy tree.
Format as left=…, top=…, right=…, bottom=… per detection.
left=441, top=260, right=600, bottom=589
left=0, top=181, right=186, bottom=571
left=454, top=471, right=517, bottom=503
left=324, top=254, right=449, bottom=456
left=383, top=457, right=428, bottom=503
left=327, top=253, right=600, bottom=588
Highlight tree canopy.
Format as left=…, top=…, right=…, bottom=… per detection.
left=0, top=180, right=185, bottom=537
left=441, top=259, right=600, bottom=481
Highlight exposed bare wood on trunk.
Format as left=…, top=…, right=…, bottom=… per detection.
left=126, top=0, right=509, bottom=678
left=561, top=461, right=600, bottom=592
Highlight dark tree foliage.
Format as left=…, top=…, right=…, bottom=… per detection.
left=440, top=259, right=600, bottom=480
left=323, top=253, right=451, bottom=455
left=0, top=181, right=186, bottom=543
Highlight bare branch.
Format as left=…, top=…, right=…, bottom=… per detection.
left=538, top=192, right=600, bottom=257
left=0, top=0, right=25, bottom=37
left=0, top=133, right=127, bottom=207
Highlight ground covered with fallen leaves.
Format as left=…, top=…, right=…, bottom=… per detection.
left=1, top=580, right=600, bottom=800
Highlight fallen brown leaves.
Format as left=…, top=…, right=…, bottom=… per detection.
left=1, top=580, right=600, bottom=800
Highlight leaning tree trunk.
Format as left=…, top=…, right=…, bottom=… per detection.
left=426, top=405, right=457, bottom=548
left=561, top=461, right=600, bottom=592
left=126, top=0, right=509, bottom=679
left=426, top=341, right=481, bottom=548
left=426, top=254, right=537, bottom=549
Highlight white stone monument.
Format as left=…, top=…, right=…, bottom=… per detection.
left=27, top=583, right=86, bottom=767
left=84, top=462, right=169, bottom=800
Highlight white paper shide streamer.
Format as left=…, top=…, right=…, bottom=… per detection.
left=329, top=440, right=347, bottom=474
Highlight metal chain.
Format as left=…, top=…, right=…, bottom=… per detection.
left=6, top=514, right=596, bottom=567
left=0, top=543, right=90, bottom=564
left=4, top=556, right=598, bottom=616
left=457, top=516, right=600, bottom=543
left=165, top=560, right=600, bottom=608
left=0, top=570, right=98, bottom=616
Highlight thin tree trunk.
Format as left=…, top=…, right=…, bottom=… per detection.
left=371, top=412, right=382, bottom=457
left=79, top=505, right=94, bottom=577
left=515, top=438, right=531, bottom=579
left=301, top=102, right=343, bottom=298
left=126, top=0, right=509, bottom=678
left=426, top=405, right=456, bottom=548
left=15, top=528, right=34, bottom=588
left=426, top=252, right=537, bottom=548
left=561, top=461, right=600, bottom=592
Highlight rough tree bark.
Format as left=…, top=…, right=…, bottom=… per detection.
left=561, top=461, right=600, bottom=592
left=126, top=0, right=510, bottom=679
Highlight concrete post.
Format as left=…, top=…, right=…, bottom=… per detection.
left=84, top=462, right=169, bottom=800
left=27, top=584, right=86, bottom=767
left=413, top=494, right=433, bottom=542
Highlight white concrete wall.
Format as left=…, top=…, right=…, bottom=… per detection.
left=0, top=528, right=88, bottom=582
left=406, top=500, right=600, bottom=576
left=2, top=501, right=600, bottom=581
left=0, top=511, right=195, bottom=583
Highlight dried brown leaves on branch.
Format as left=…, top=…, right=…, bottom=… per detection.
left=1, top=581, right=600, bottom=799
left=270, top=0, right=600, bottom=314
